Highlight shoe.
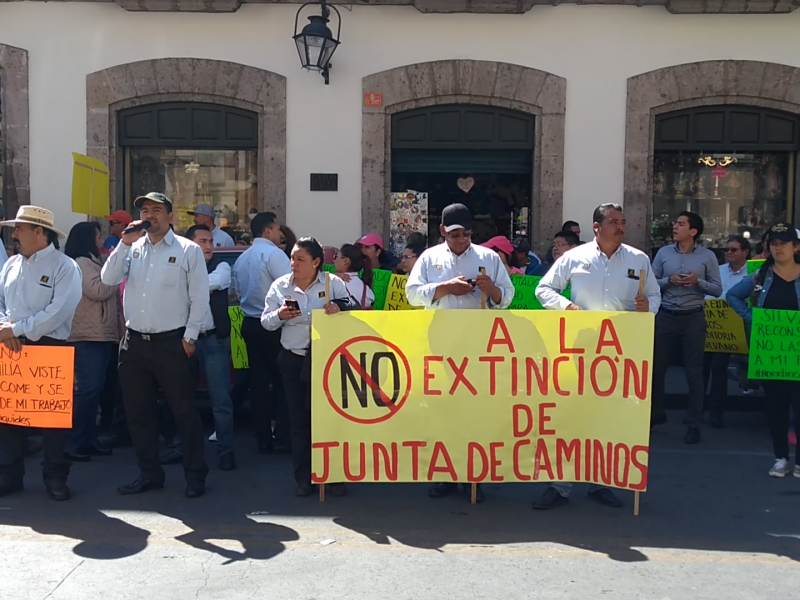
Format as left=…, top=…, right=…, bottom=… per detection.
left=588, top=488, right=623, bottom=508
left=219, top=453, right=236, bottom=471
left=650, top=412, right=667, bottom=428
left=208, top=431, right=217, bottom=442
left=0, top=479, right=23, bottom=498
left=769, top=458, right=790, bottom=478
left=118, top=477, right=164, bottom=495
left=185, top=480, right=205, bottom=499
left=462, top=484, right=484, bottom=503
left=80, top=442, right=113, bottom=457
left=45, top=480, right=70, bottom=501
left=709, top=411, right=724, bottom=429
left=533, top=487, right=569, bottom=510
left=793, top=464, right=800, bottom=479
left=685, top=426, right=701, bottom=444
left=257, top=440, right=273, bottom=455
left=64, top=450, right=91, bottom=462
left=159, top=450, right=183, bottom=465
left=428, top=482, right=457, bottom=498
left=328, top=483, right=346, bottom=497
left=295, top=484, right=315, bottom=497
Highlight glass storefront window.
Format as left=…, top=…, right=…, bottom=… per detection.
left=652, top=151, right=794, bottom=249
left=124, top=148, right=258, bottom=242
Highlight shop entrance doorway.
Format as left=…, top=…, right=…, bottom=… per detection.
left=390, top=105, right=534, bottom=251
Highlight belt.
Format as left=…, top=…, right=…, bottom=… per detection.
left=290, top=348, right=308, bottom=357
left=660, top=307, right=704, bottom=316
left=19, top=336, right=67, bottom=346
left=128, top=328, right=185, bottom=341
left=198, top=329, right=216, bottom=339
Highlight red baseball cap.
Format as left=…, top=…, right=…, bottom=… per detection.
left=482, top=236, right=515, bottom=257
left=105, top=210, right=133, bottom=226
left=355, top=234, right=384, bottom=249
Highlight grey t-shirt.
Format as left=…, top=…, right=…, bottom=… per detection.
left=652, top=244, right=722, bottom=311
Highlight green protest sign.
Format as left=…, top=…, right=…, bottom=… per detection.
left=228, top=306, right=249, bottom=369
left=748, top=308, right=800, bottom=380
left=322, top=264, right=335, bottom=273
left=747, top=259, right=765, bottom=275
left=508, top=274, right=570, bottom=310
left=371, top=269, right=393, bottom=310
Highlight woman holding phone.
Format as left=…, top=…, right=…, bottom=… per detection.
left=727, top=222, right=800, bottom=478
left=262, top=237, right=354, bottom=496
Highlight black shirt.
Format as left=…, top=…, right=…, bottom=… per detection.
left=762, top=273, right=799, bottom=311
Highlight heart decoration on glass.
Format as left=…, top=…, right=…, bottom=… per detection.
left=457, top=176, right=475, bottom=193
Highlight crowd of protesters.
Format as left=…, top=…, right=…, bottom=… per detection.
left=0, top=194, right=797, bottom=507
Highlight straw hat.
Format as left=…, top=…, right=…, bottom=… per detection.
left=0, top=205, right=67, bottom=238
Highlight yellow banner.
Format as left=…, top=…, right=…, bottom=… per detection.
left=704, top=299, right=748, bottom=354
left=71, top=152, right=110, bottom=217
left=311, top=311, right=653, bottom=491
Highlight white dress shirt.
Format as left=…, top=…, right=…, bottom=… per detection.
left=708, top=262, right=747, bottom=299
left=202, top=260, right=232, bottom=332
left=100, top=229, right=209, bottom=340
left=233, top=238, right=291, bottom=318
left=406, top=243, right=514, bottom=310
left=536, top=240, right=661, bottom=313
left=0, top=244, right=83, bottom=341
left=211, top=227, right=235, bottom=248
left=262, top=271, right=351, bottom=353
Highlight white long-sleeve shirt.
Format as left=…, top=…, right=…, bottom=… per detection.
left=536, top=240, right=661, bottom=313
left=100, top=229, right=209, bottom=340
left=406, top=242, right=514, bottom=310
left=0, top=244, right=83, bottom=341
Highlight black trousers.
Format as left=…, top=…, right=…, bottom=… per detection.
left=241, top=318, right=289, bottom=448
left=703, top=352, right=731, bottom=415
left=761, top=381, right=800, bottom=460
left=0, top=337, right=71, bottom=484
left=652, top=310, right=707, bottom=426
left=278, top=349, right=311, bottom=487
left=118, top=330, right=208, bottom=483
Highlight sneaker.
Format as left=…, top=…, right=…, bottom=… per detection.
left=769, top=458, right=790, bottom=478
left=208, top=432, right=217, bottom=443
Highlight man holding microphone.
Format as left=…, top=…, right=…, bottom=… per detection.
left=534, top=202, right=660, bottom=511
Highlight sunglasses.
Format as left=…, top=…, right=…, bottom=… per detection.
left=279, top=238, right=287, bottom=245
left=725, top=247, right=741, bottom=253
left=447, top=230, right=473, bottom=240
left=110, top=221, right=122, bottom=226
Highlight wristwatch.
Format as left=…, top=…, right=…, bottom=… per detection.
left=183, top=337, right=196, bottom=346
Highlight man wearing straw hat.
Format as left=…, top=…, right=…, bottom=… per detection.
left=0, top=206, right=82, bottom=501
left=101, top=192, right=209, bottom=499
left=534, top=202, right=660, bottom=511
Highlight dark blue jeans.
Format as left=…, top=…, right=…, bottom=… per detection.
left=195, top=334, right=235, bottom=455
left=66, top=341, right=116, bottom=453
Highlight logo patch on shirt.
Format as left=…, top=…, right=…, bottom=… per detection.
left=39, top=275, right=49, bottom=284
left=434, top=264, right=443, bottom=271
left=627, top=269, right=640, bottom=280
left=318, top=291, right=326, bottom=298
left=168, top=256, right=177, bottom=264
left=582, top=263, right=591, bottom=270
left=132, top=251, right=140, bottom=259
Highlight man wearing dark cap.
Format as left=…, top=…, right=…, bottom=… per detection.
left=101, top=192, right=210, bottom=498
left=406, top=203, right=515, bottom=503
left=511, top=237, right=541, bottom=276
left=188, top=204, right=234, bottom=248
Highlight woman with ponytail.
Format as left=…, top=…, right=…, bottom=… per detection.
left=728, top=222, right=800, bottom=478
left=333, top=243, right=375, bottom=309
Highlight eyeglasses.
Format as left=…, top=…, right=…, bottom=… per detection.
left=725, top=247, right=741, bottom=253
left=110, top=221, right=122, bottom=226
left=447, top=230, right=472, bottom=240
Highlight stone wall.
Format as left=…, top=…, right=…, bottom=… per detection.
left=86, top=58, right=287, bottom=218
left=362, top=60, right=566, bottom=252
left=0, top=44, right=29, bottom=221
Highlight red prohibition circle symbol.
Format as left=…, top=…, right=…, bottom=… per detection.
left=322, top=336, right=412, bottom=425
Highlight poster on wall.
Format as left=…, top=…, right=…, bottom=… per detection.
left=389, top=191, right=428, bottom=256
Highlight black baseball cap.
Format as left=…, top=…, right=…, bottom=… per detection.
left=767, top=222, right=799, bottom=243
left=512, top=237, right=531, bottom=254
left=134, top=192, right=173, bottom=212
left=441, top=203, right=473, bottom=232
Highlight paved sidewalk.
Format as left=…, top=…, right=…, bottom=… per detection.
left=0, top=411, right=798, bottom=600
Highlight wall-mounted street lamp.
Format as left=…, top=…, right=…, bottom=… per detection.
left=293, top=0, right=341, bottom=85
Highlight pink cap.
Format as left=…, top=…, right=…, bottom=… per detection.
left=356, top=234, right=384, bottom=249
left=482, top=236, right=515, bottom=257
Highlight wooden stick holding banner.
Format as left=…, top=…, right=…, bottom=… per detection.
left=471, top=266, right=488, bottom=505
left=320, top=272, right=332, bottom=503
left=634, top=269, right=645, bottom=517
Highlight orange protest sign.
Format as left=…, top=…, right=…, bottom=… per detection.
left=0, top=345, right=75, bottom=428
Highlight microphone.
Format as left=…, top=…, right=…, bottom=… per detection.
left=123, top=221, right=152, bottom=235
